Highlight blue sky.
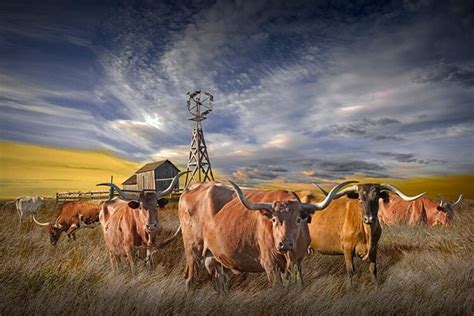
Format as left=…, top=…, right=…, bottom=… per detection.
left=1, top=0, right=473, bottom=182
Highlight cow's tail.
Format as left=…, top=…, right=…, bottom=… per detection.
left=2, top=200, right=16, bottom=212
left=158, top=226, right=182, bottom=249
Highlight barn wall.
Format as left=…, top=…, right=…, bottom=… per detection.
left=155, top=161, right=179, bottom=191
left=137, top=171, right=155, bottom=191
left=123, top=184, right=138, bottom=191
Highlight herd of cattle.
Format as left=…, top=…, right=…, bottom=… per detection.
left=4, top=173, right=463, bottom=292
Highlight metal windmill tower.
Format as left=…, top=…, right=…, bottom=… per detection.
left=184, top=90, right=215, bottom=189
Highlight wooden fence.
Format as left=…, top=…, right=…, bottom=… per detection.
left=56, top=189, right=183, bottom=204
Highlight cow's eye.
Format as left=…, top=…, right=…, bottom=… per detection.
left=296, top=217, right=302, bottom=224
left=271, top=217, right=278, bottom=224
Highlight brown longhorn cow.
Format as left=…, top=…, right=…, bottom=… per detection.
left=178, top=180, right=355, bottom=292
left=312, top=183, right=425, bottom=286
left=97, top=172, right=185, bottom=274
left=33, top=200, right=101, bottom=245
left=378, top=194, right=462, bottom=227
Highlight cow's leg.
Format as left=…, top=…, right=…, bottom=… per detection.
left=125, top=249, right=136, bottom=276
left=263, top=261, right=282, bottom=286
left=296, top=261, right=304, bottom=287
left=368, top=246, right=378, bottom=284
left=67, top=225, right=79, bottom=241
left=343, top=246, right=355, bottom=288
left=184, top=248, right=197, bottom=291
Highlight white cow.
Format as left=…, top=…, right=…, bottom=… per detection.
left=3, top=196, right=46, bottom=224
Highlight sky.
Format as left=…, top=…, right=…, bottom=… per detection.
left=1, top=0, right=473, bottom=183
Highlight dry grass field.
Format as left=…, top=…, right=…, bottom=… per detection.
left=0, top=198, right=473, bottom=315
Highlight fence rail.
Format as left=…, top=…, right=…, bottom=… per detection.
left=56, top=189, right=183, bottom=204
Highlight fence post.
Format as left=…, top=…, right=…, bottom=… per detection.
left=108, top=175, right=114, bottom=200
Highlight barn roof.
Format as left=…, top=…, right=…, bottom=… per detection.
left=122, top=174, right=137, bottom=185
left=135, top=159, right=180, bottom=174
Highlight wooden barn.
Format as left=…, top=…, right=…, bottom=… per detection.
left=122, top=160, right=181, bottom=192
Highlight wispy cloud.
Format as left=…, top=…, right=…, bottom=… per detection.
left=1, top=0, right=473, bottom=182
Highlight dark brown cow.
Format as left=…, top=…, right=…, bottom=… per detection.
left=33, top=200, right=101, bottom=245
left=378, top=194, right=462, bottom=227
left=178, top=180, right=355, bottom=292
left=312, top=183, right=425, bottom=286
left=97, top=173, right=185, bottom=274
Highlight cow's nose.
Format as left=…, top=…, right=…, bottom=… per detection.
left=363, top=215, right=374, bottom=224
left=278, top=240, right=294, bottom=251
left=145, top=223, right=158, bottom=231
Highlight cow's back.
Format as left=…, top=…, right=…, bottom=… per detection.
left=379, top=195, right=428, bottom=225
left=17, top=196, right=43, bottom=216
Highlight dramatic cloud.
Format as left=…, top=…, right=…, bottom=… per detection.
left=1, top=1, right=473, bottom=182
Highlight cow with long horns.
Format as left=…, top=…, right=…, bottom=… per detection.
left=97, top=172, right=185, bottom=274
left=178, top=180, right=355, bottom=292
left=378, top=194, right=462, bottom=227
left=312, top=183, right=425, bottom=286
left=33, top=200, right=101, bottom=245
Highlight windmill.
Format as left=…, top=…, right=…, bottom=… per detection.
left=184, top=90, right=215, bottom=189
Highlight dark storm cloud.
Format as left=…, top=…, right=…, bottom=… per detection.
left=233, top=164, right=289, bottom=182
left=330, top=118, right=403, bottom=141
left=377, top=152, right=448, bottom=165
left=301, top=158, right=389, bottom=180
left=414, top=63, right=474, bottom=87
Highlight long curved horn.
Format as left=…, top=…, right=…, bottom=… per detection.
left=452, top=194, right=463, bottom=206
left=380, top=183, right=425, bottom=202
left=32, top=214, right=50, bottom=226
left=157, top=171, right=189, bottom=197
left=96, top=182, right=128, bottom=200
left=302, top=181, right=358, bottom=212
left=158, top=226, right=182, bottom=249
left=227, top=180, right=273, bottom=213
left=313, top=183, right=359, bottom=200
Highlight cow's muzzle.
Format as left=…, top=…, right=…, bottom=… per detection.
left=363, top=215, right=375, bottom=224
left=145, top=223, right=158, bottom=232
left=278, top=240, right=294, bottom=252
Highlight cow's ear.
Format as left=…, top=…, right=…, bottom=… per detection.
left=380, top=191, right=390, bottom=203
left=157, top=198, right=168, bottom=208
left=300, top=210, right=312, bottom=223
left=128, top=200, right=140, bottom=209
left=347, top=192, right=359, bottom=199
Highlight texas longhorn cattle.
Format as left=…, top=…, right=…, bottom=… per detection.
left=33, top=200, right=101, bottom=245
left=97, top=172, right=185, bottom=274
left=378, top=194, right=462, bottom=227
left=3, top=196, right=45, bottom=224
left=178, top=180, right=355, bottom=292
left=312, top=183, right=425, bottom=286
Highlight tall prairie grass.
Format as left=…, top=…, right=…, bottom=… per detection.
left=0, top=199, right=472, bottom=315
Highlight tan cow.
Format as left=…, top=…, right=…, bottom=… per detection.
left=378, top=194, right=462, bottom=227
left=178, top=180, right=355, bottom=292
left=33, top=200, right=101, bottom=245
left=97, top=173, right=185, bottom=274
left=311, top=183, right=425, bottom=286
